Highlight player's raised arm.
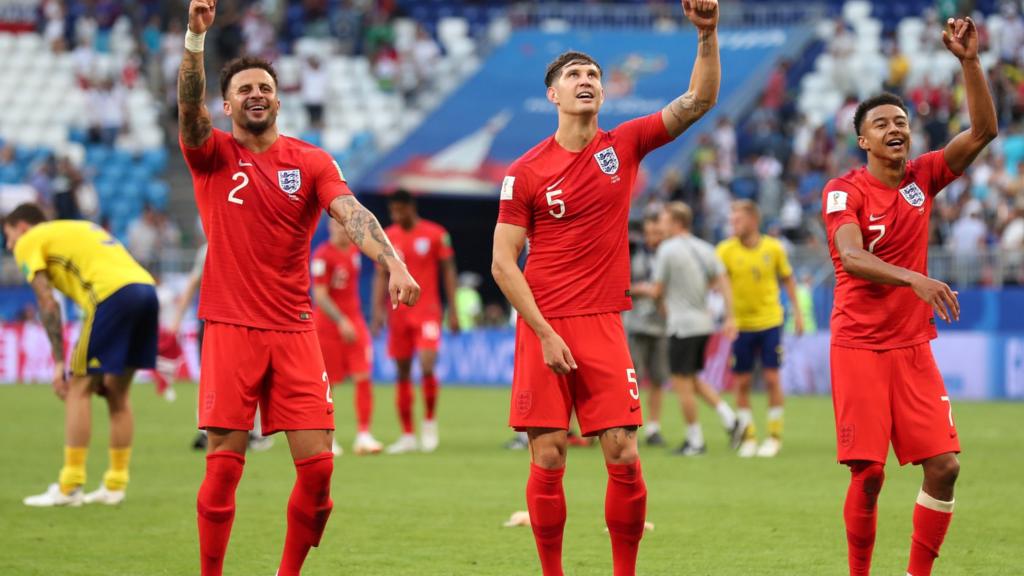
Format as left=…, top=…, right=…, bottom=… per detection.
left=941, top=16, right=998, bottom=174
left=178, top=0, right=216, bottom=148
left=491, top=223, right=576, bottom=374
left=328, top=196, right=420, bottom=308
left=834, top=223, right=959, bottom=323
left=29, top=272, right=68, bottom=398
left=662, top=0, right=720, bottom=139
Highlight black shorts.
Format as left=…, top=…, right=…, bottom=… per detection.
left=668, top=335, right=709, bottom=377
left=72, top=283, right=159, bottom=376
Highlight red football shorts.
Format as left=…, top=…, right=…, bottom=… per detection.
left=198, top=321, right=334, bottom=435
left=318, top=321, right=372, bottom=383
left=509, top=313, right=642, bottom=437
left=831, top=342, right=960, bottom=466
left=387, top=314, right=441, bottom=360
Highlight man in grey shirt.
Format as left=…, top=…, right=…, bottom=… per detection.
left=625, top=213, right=669, bottom=446
left=652, top=202, right=745, bottom=455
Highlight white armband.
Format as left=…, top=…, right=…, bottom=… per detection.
left=185, top=29, right=206, bottom=53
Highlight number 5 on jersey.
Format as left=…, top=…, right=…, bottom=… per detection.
left=228, top=171, right=249, bottom=205
left=546, top=189, right=565, bottom=219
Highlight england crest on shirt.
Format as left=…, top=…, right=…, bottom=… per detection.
left=593, top=146, right=619, bottom=175
left=899, top=182, right=925, bottom=207
left=414, top=237, right=431, bottom=255
left=278, top=169, right=301, bottom=195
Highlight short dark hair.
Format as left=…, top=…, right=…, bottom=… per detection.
left=3, top=203, right=47, bottom=228
left=853, top=92, right=908, bottom=136
left=389, top=188, right=415, bottom=206
left=220, top=56, right=279, bottom=98
left=544, top=51, right=602, bottom=88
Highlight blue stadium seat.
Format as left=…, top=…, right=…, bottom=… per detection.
left=85, top=145, right=111, bottom=167
left=145, top=181, right=170, bottom=210
left=140, top=148, right=168, bottom=173
left=300, top=130, right=323, bottom=148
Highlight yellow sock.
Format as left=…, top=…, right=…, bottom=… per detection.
left=744, top=422, right=758, bottom=441
left=58, top=446, right=88, bottom=495
left=767, top=407, right=784, bottom=439
left=103, top=447, right=132, bottom=491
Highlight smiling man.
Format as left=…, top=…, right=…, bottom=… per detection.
left=821, top=16, right=996, bottom=576
left=176, top=2, right=420, bottom=575
left=490, top=2, right=720, bottom=574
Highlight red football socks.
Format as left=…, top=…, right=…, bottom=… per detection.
left=197, top=451, right=245, bottom=576
left=907, top=491, right=954, bottom=576
left=526, top=463, right=566, bottom=576
left=355, top=377, right=373, bottom=433
left=844, top=462, right=885, bottom=576
left=605, top=461, right=647, bottom=576
left=278, top=452, right=334, bottom=576
left=422, top=374, right=439, bottom=420
left=396, top=378, right=414, bottom=434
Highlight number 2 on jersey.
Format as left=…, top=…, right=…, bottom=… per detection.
left=228, top=171, right=249, bottom=205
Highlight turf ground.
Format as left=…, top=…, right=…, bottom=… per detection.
left=0, top=383, right=1019, bottom=575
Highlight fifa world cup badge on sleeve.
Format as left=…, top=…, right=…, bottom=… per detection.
left=826, top=191, right=848, bottom=214
left=500, top=176, right=515, bottom=200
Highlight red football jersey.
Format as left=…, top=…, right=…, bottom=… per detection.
left=497, top=112, right=673, bottom=318
left=311, top=242, right=365, bottom=333
left=385, top=219, right=453, bottom=321
left=180, top=129, right=352, bottom=331
left=823, top=150, right=959, bottom=350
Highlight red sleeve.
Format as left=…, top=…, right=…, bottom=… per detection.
left=311, top=149, right=353, bottom=211
left=914, top=150, right=960, bottom=197
left=822, top=178, right=864, bottom=240
left=179, top=129, right=225, bottom=174
left=613, top=111, right=674, bottom=160
left=311, top=245, right=330, bottom=286
left=496, top=162, right=534, bottom=229
left=437, top=225, right=454, bottom=260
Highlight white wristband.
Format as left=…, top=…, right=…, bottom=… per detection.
left=185, top=29, right=206, bottom=53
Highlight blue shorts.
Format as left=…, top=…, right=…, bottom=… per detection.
left=72, top=283, right=159, bottom=376
left=731, top=326, right=782, bottom=373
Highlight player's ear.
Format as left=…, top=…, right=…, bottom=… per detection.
left=547, top=85, right=558, bottom=105
left=222, top=100, right=231, bottom=117
left=857, top=134, right=870, bottom=152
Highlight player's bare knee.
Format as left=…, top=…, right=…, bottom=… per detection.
left=600, top=427, right=640, bottom=465
left=925, top=454, right=960, bottom=487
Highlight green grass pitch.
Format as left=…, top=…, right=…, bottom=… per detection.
left=0, top=383, right=1018, bottom=575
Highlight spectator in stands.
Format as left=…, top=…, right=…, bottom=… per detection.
left=28, top=156, right=56, bottom=207
left=86, top=77, right=127, bottom=145
left=411, top=25, right=441, bottom=92
left=126, top=205, right=180, bottom=274
left=950, top=199, right=989, bottom=285
left=242, top=4, right=276, bottom=60
left=1001, top=203, right=1024, bottom=283
left=712, top=116, right=737, bottom=184
left=301, top=55, right=328, bottom=129
left=454, top=272, right=483, bottom=330
left=51, top=156, right=84, bottom=221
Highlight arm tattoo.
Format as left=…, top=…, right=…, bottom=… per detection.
left=178, top=52, right=212, bottom=147
left=668, top=92, right=712, bottom=128
left=698, top=30, right=712, bottom=57
left=336, top=197, right=398, bottom=268
left=31, top=275, right=64, bottom=362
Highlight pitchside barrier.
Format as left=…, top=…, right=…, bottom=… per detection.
left=0, top=322, right=1020, bottom=401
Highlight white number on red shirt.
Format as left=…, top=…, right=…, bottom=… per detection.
left=228, top=172, right=249, bottom=205
left=867, top=224, right=886, bottom=253
left=546, top=189, right=565, bottom=219
left=627, top=368, right=640, bottom=400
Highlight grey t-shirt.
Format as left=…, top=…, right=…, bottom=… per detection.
left=653, top=234, right=724, bottom=338
left=624, top=246, right=666, bottom=337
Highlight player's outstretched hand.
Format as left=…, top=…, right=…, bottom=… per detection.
left=338, top=317, right=357, bottom=343
left=540, top=331, right=577, bottom=375
left=447, top=308, right=461, bottom=334
left=910, top=274, right=960, bottom=323
left=188, top=0, right=217, bottom=34
left=683, top=0, right=719, bottom=31
left=389, top=267, right=421, bottom=309
left=942, top=17, right=978, bottom=61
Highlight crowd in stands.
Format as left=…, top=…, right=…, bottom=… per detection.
left=641, top=2, right=1024, bottom=285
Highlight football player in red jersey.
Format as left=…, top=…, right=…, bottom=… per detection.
left=372, top=190, right=459, bottom=454
left=491, top=2, right=720, bottom=574
left=822, top=17, right=996, bottom=576
left=177, top=2, right=419, bottom=575
left=311, top=219, right=383, bottom=456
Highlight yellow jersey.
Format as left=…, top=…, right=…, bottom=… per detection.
left=716, top=236, right=793, bottom=332
left=13, top=221, right=154, bottom=312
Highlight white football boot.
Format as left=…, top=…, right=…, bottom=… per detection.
left=331, top=439, right=344, bottom=457
left=386, top=434, right=418, bottom=455
left=353, top=433, right=383, bottom=455
left=756, top=437, right=782, bottom=458
left=738, top=439, right=758, bottom=458
left=420, top=420, right=439, bottom=453
left=83, top=485, right=126, bottom=505
left=24, top=483, right=83, bottom=507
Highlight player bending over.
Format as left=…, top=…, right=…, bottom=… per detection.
left=6, top=204, right=158, bottom=508
left=822, top=16, right=996, bottom=576
left=491, top=1, right=720, bottom=574
left=178, top=2, right=419, bottom=575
